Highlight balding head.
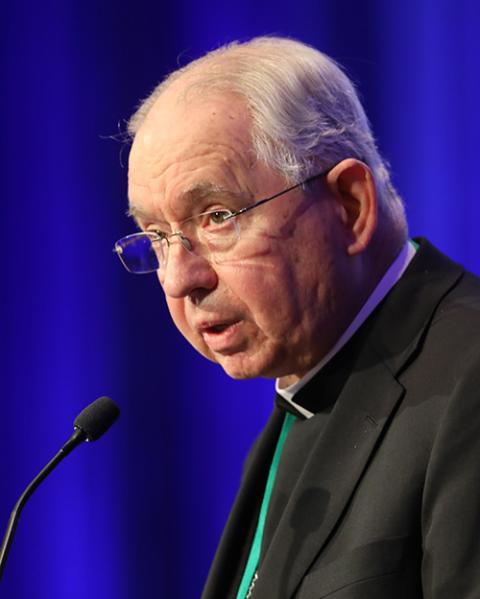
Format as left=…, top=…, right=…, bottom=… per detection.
left=128, top=36, right=407, bottom=239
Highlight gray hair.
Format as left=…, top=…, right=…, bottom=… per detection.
left=128, top=36, right=406, bottom=230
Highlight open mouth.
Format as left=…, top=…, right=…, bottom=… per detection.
left=207, top=323, right=231, bottom=334
left=199, top=320, right=243, bottom=352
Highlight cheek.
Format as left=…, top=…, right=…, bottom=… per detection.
left=243, top=240, right=337, bottom=344
left=229, top=260, right=300, bottom=332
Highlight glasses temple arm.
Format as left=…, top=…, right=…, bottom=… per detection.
left=229, top=170, right=328, bottom=219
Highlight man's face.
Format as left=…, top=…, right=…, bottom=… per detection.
left=128, top=84, right=351, bottom=385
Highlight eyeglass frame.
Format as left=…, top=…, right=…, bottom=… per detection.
left=213, top=168, right=330, bottom=223
left=114, top=167, right=332, bottom=274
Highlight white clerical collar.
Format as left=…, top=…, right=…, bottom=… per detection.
left=276, top=240, right=417, bottom=419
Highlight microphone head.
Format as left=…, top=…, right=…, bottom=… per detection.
left=74, top=396, right=120, bottom=441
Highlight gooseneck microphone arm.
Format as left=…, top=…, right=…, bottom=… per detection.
left=0, top=428, right=85, bottom=579
left=0, top=396, right=120, bottom=581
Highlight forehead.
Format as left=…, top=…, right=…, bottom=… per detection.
left=128, top=85, right=254, bottom=189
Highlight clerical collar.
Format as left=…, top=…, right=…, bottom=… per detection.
left=276, top=240, right=417, bottom=419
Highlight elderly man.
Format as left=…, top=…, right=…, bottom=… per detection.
left=115, top=37, right=480, bottom=598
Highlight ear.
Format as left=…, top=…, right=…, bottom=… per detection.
left=325, top=159, right=378, bottom=255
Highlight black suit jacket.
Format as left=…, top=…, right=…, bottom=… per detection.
left=201, top=239, right=480, bottom=598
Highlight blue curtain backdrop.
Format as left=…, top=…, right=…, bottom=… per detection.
left=1, top=1, right=479, bottom=597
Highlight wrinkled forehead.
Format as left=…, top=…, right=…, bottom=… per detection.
left=128, top=85, right=258, bottom=197
left=127, top=86, right=264, bottom=223
left=130, top=83, right=252, bottom=162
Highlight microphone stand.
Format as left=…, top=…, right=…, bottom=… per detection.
left=0, top=428, right=85, bottom=580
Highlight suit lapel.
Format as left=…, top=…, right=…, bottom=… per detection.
left=254, top=356, right=405, bottom=598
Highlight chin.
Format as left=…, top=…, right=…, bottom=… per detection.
left=216, top=351, right=280, bottom=381
left=222, top=368, right=259, bottom=380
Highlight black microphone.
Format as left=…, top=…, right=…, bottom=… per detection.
left=0, top=396, right=120, bottom=580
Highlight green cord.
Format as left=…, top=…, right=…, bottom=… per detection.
left=236, top=412, right=297, bottom=598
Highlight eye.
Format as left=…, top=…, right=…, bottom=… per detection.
left=209, top=210, right=232, bottom=225
left=195, top=208, right=238, bottom=248
left=205, top=209, right=233, bottom=226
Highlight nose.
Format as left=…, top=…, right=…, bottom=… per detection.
left=159, top=239, right=218, bottom=299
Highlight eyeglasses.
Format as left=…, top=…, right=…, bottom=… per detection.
left=114, top=169, right=330, bottom=274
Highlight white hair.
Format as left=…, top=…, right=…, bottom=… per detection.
left=128, top=36, right=406, bottom=231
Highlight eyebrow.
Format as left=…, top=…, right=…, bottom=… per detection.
left=181, top=181, right=250, bottom=206
left=127, top=181, right=251, bottom=223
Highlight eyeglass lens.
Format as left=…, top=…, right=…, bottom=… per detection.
left=117, top=235, right=160, bottom=274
